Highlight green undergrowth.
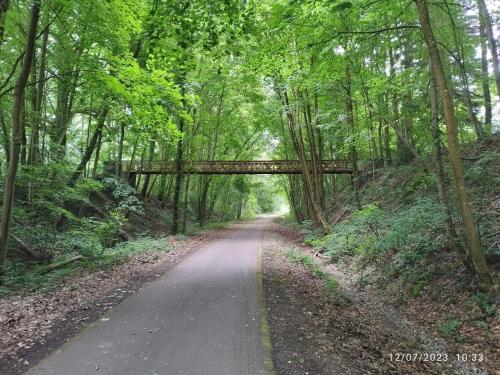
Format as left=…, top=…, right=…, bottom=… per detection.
left=0, top=236, right=172, bottom=298
left=439, top=317, right=463, bottom=342
left=285, top=247, right=351, bottom=306
left=297, top=147, right=499, bottom=302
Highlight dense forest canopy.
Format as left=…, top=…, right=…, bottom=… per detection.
left=0, top=0, right=498, bottom=292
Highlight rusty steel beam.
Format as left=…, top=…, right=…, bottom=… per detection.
left=121, top=160, right=354, bottom=175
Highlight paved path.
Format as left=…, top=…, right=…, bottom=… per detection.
left=25, top=218, right=273, bottom=375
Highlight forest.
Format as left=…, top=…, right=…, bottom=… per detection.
left=0, top=0, right=498, bottom=374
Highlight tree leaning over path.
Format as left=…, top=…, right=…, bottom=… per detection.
left=414, top=0, right=494, bottom=293
left=0, top=0, right=40, bottom=277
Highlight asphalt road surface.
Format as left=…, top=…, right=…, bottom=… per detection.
left=25, top=218, right=273, bottom=375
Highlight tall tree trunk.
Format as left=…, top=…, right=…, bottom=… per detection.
left=429, top=61, right=470, bottom=270
left=172, top=87, right=186, bottom=234
left=415, top=0, right=493, bottom=293
left=300, top=88, right=323, bottom=211
left=0, top=0, right=40, bottom=277
left=400, top=40, right=416, bottom=162
left=141, top=139, right=156, bottom=197
left=443, top=1, right=485, bottom=140
left=181, top=173, right=191, bottom=232
left=345, top=65, right=361, bottom=210
left=282, top=90, right=329, bottom=231
left=0, top=0, right=10, bottom=50
left=135, top=149, right=145, bottom=190
left=68, top=106, right=109, bottom=186
left=197, top=176, right=211, bottom=226
left=127, top=136, right=139, bottom=185
left=389, top=47, right=413, bottom=164
left=479, top=17, right=492, bottom=133
left=0, top=109, right=9, bottom=164
left=28, top=26, right=49, bottom=165
left=116, top=122, right=125, bottom=177
left=380, top=95, right=392, bottom=166
left=91, top=130, right=102, bottom=179
left=360, top=77, right=379, bottom=161
left=477, top=0, right=500, bottom=99
left=20, top=103, right=27, bottom=165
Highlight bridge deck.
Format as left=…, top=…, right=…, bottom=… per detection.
left=122, top=160, right=353, bottom=175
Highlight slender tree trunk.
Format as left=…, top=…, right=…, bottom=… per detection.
left=147, top=175, right=157, bottom=197
left=91, top=130, right=102, bottom=179
left=381, top=95, right=392, bottom=166
left=477, top=0, right=500, bottom=99
left=172, top=86, right=186, bottom=234
left=197, top=177, right=211, bottom=226
left=345, top=65, right=361, bottom=210
left=301, top=88, right=322, bottom=210
left=429, top=61, right=470, bottom=269
left=377, top=114, right=384, bottom=162
left=127, top=137, right=139, bottom=185
left=28, top=26, right=48, bottom=165
left=135, top=149, right=145, bottom=190
left=0, top=0, right=10, bottom=50
left=116, top=122, right=125, bottom=177
left=158, top=142, right=169, bottom=201
left=20, top=104, right=27, bottom=165
left=181, top=173, right=191, bottom=232
left=415, top=0, right=494, bottom=293
left=68, top=106, right=109, bottom=186
left=479, top=18, right=492, bottom=133
left=282, top=90, right=329, bottom=231
left=360, top=77, right=379, bottom=161
left=400, top=40, right=416, bottom=162
left=141, top=139, right=155, bottom=197
left=442, top=1, right=485, bottom=140
left=0, top=109, right=9, bottom=164
left=389, top=47, right=412, bottom=164
left=0, top=0, right=40, bottom=277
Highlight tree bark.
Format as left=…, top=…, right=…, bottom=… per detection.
left=91, top=130, right=102, bottom=179
left=282, top=90, right=329, bottom=231
left=28, top=26, right=49, bottom=165
left=477, top=0, right=500, bottom=99
left=0, top=0, right=10, bottom=50
left=389, top=47, right=413, bottom=164
left=0, top=0, right=40, bottom=277
left=116, top=122, right=125, bottom=177
left=181, top=173, right=191, bottom=232
left=172, top=88, right=186, bottom=234
left=141, top=138, right=156, bottom=197
left=442, top=1, right=485, bottom=140
left=345, top=65, right=361, bottom=210
left=68, top=106, right=109, bottom=186
left=429, top=60, right=470, bottom=269
left=0, top=109, right=9, bottom=164
left=415, top=0, right=494, bottom=293
left=479, top=17, right=492, bottom=133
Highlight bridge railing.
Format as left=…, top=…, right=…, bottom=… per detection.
left=120, top=160, right=354, bottom=175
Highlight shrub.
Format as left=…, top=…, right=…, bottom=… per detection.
left=470, top=292, right=496, bottom=316
left=439, top=317, right=461, bottom=337
left=378, top=198, right=446, bottom=259
left=102, top=177, right=144, bottom=215
left=322, top=204, right=388, bottom=262
left=55, top=230, right=104, bottom=258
